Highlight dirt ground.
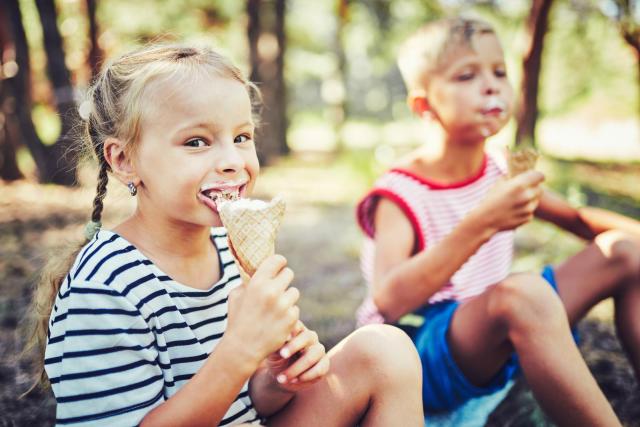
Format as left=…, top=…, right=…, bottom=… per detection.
left=1, top=165, right=640, bottom=426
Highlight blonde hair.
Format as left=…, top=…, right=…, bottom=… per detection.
left=397, top=17, right=495, bottom=92
left=28, top=44, right=261, bottom=388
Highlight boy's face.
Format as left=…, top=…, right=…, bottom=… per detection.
left=422, top=33, right=514, bottom=141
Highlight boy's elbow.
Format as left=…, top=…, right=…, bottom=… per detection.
left=372, top=279, right=406, bottom=324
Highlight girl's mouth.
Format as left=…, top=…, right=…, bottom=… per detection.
left=198, top=184, right=246, bottom=211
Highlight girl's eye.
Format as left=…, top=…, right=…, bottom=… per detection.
left=234, top=134, right=251, bottom=144
left=495, top=68, right=507, bottom=78
left=456, top=72, right=474, bottom=82
left=185, top=138, right=207, bottom=148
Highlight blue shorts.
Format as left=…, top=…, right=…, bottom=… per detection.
left=406, top=266, right=578, bottom=412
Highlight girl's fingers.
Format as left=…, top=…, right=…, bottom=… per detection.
left=281, top=287, right=300, bottom=310
left=284, top=320, right=305, bottom=343
left=296, top=354, right=330, bottom=383
left=280, top=327, right=315, bottom=359
left=252, top=255, right=288, bottom=284
left=270, top=267, right=295, bottom=294
left=280, top=342, right=325, bottom=381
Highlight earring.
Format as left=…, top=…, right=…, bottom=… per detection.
left=127, top=182, right=137, bottom=196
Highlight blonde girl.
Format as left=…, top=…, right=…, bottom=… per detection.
left=31, top=44, right=423, bottom=426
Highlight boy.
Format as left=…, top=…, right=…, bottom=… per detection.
left=356, top=17, right=640, bottom=426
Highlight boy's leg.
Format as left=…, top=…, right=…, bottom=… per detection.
left=268, top=325, right=424, bottom=427
left=552, top=230, right=640, bottom=377
left=447, top=273, right=620, bottom=426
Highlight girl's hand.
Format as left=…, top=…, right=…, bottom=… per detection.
left=265, top=321, right=330, bottom=392
left=225, top=255, right=300, bottom=370
left=475, top=170, right=545, bottom=233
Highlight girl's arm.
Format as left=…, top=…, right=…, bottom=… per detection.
left=373, top=171, right=545, bottom=322
left=249, top=363, right=296, bottom=416
left=143, top=255, right=299, bottom=426
left=535, top=189, right=640, bottom=240
left=141, top=335, right=259, bottom=427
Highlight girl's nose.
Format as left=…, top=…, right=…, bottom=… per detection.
left=215, top=142, right=244, bottom=175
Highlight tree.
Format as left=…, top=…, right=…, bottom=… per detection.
left=604, top=1, right=640, bottom=116
left=4, top=0, right=81, bottom=185
left=35, top=0, right=80, bottom=185
left=5, top=0, right=51, bottom=181
left=514, top=0, right=555, bottom=147
left=328, top=0, right=349, bottom=153
left=0, top=3, right=24, bottom=181
left=247, top=0, right=288, bottom=164
left=86, top=0, right=102, bottom=79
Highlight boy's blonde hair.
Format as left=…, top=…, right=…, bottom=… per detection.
left=397, top=17, right=495, bottom=93
left=27, top=44, right=261, bottom=389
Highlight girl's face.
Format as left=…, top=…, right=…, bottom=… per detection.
left=425, top=33, right=514, bottom=143
left=133, top=73, right=259, bottom=228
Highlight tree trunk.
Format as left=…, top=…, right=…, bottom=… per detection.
left=331, top=0, right=348, bottom=153
left=247, top=0, right=288, bottom=164
left=620, top=27, right=640, bottom=119
left=5, top=0, right=52, bottom=180
left=514, top=0, right=554, bottom=147
left=85, top=0, right=101, bottom=79
left=0, top=2, right=24, bottom=180
left=35, top=0, right=79, bottom=185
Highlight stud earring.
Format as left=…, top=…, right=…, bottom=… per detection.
left=127, top=182, right=137, bottom=196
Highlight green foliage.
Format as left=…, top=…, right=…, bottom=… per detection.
left=540, top=1, right=639, bottom=118
left=16, top=0, right=640, bottom=162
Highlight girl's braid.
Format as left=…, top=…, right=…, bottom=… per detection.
left=91, top=160, right=109, bottom=224
left=86, top=115, right=109, bottom=236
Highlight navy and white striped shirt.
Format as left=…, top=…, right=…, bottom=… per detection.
left=45, top=228, right=260, bottom=426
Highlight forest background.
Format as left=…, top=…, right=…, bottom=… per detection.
left=1, top=0, right=640, bottom=425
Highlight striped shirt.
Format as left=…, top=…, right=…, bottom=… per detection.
left=45, top=228, right=260, bottom=426
left=356, top=153, right=514, bottom=326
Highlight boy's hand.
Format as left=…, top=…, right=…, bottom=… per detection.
left=225, top=255, right=300, bottom=369
left=476, top=170, right=545, bottom=233
left=265, top=320, right=330, bottom=392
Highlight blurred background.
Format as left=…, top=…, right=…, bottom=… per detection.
left=1, top=0, right=640, bottom=425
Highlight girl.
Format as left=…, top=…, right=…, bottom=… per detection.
left=32, top=44, right=423, bottom=426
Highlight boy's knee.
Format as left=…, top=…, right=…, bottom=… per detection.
left=596, top=230, right=640, bottom=281
left=489, top=273, right=565, bottom=331
left=346, top=325, right=421, bottom=379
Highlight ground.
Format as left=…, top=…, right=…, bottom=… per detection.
left=1, top=155, right=639, bottom=426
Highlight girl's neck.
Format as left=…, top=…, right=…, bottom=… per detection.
left=113, top=211, right=222, bottom=290
left=114, top=210, right=213, bottom=259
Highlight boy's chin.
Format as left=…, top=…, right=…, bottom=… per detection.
left=474, top=124, right=503, bottom=140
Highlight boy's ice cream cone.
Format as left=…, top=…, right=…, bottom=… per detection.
left=219, top=197, right=286, bottom=284
left=507, top=146, right=539, bottom=178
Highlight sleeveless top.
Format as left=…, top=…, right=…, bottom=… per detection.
left=356, top=153, right=514, bottom=326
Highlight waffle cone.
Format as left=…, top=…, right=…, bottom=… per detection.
left=219, top=197, right=286, bottom=284
left=507, top=147, right=539, bottom=178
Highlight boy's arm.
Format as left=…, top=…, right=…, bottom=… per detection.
left=536, top=189, right=640, bottom=240
left=372, top=199, right=494, bottom=323
left=372, top=170, right=544, bottom=323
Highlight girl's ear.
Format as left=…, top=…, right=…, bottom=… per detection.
left=103, top=137, right=139, bottom=186
left=407, top=92, right=431, bottom=117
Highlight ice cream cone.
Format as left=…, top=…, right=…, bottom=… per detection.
left=219, top=197, right=286, bottom=284
left=507, top=146, right=539, bottom=178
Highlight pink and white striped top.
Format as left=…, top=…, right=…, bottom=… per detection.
left=356, top=153, right=514, bottom=326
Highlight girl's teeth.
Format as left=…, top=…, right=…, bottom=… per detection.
left=208, top=189, right=240, bottom=204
